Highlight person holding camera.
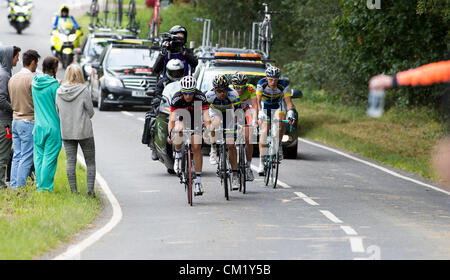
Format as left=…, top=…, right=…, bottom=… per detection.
left=153, top=25, right=198, bottom=77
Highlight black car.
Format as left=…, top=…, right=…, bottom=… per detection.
left=76, top=32, right=140, bottom=81
left=90, top=43, right=160, bottom=110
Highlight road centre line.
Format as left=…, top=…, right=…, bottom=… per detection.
left=53, top=155, right=123, bottom=260
left=250, top=164, right=291, bottom=189
left=349, top=237, right=365, bottom=253
left=298, top=138, right=450, bottom=196
left=320, top=210, right=344, bottom=224
left=137, top=117, right=145, bottom=122
left=294, top=192, right=319, bottom=206
left=340, top=226, right=358, bottom=236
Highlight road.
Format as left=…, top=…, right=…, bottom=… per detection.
left=2, top=0, right=450, bottom=260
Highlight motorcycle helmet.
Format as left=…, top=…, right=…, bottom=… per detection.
left=265, top=65, right=281, bottom=78
left=169, top=25, right=187, bottom=43
left=166, top=59, right=185, bottom=82
left=180, top=76, right=197, bottom=91
left=212, top=74, right=229, bottom=89
left=60, top=5, right=70, bottom=16
left=232, top=71, right=248, bottom=85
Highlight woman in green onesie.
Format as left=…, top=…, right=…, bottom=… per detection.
left=31, top=57, right=62, bottom=192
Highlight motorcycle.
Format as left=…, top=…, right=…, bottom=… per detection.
left=50, top=21, right=82, bottom=69
left=7, top=0, right=32, bottom=34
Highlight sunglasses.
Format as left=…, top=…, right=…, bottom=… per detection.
left=234, top=85, right=247, bottom=90
left=215, top=88, right=228, bottom=93
left=267, top=77, right=279, bottom=82
left=182, top=90, right=195, bottom=95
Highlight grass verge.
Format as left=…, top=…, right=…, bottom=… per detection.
left=0, top=149, right=102, bottom=260
left=294, top=90, right=447, bottom=184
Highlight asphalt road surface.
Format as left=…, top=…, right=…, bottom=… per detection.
left=1, top=0, right=449, bottom=260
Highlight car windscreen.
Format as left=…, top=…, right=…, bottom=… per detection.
left=199, top=69, right=265, bottom=92
left=87, top=41, right=106, bottom=57
left=105, top=48, right=156, bottom=68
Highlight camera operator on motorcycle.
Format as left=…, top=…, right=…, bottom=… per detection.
left=143, top=59, right=185, bottom=161
left=153, top=25, right=198, bottom=78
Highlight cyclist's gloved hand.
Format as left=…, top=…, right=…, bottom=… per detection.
left=287, top=109, right=296, bottom=121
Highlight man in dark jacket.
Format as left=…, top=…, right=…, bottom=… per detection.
left=152, top=25, right=198, bottom=77
left=0, top=45, right=20, bottom=189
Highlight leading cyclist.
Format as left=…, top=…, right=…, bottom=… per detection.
left=206, top=74, right=242, bottom=191
left=230, top=71, right=258, bottom=181
left=168, top=76, right=211, bottom=195
left=256, top=66, right=296, bottom=176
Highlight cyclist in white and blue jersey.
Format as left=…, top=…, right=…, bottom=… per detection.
left=256, top=66, right=296, bottom=175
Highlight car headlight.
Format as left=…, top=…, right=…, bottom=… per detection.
left=282, top=135, right=290, bottom=143
left=105, top=76, right=122, bottom=88
left=68, top=34, right=78, bottom=42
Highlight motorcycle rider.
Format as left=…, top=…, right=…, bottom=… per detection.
left=52, top=5, right=81, bottom=32
left=153, top=25, right=198, bottom=78
left=144, top=59, right=185, bottom=161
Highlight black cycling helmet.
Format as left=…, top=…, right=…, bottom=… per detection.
left=213, top=74, right=229, bottom=89
left=169, top=25, right=187, bottom=43
left=232, top=71, right=248, bottom=85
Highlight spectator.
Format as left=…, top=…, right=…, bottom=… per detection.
left=32, top=56, right=61, bottom=192
left=0, top=45, right=20, bottom=189
left=8, top=49, right=40, bottom=189
left=56, top=64, right=96, bottom=197
left=369, top=60, right=450, bottom=187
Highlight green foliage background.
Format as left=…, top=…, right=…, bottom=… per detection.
left=149, top=0, right=448, bottom=111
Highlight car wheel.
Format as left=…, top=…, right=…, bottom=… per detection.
left=98, top=91, right=110, bottom=111
left=283, top=142, right=298, bottom=159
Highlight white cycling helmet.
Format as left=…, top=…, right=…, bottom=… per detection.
left=265, top=65, right=281, bottom=78
left=166, top=59, right=185, bottom=82
left=180, top=75, right=197, bottom=91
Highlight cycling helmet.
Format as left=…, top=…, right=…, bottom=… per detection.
left=166, top=59, right=185, bottom=82
left=169, top=25, right=187, bottom=42
left=180, top=76, right=197, bottom=91
left=232, top=71, right=248, bottom=85
left=212, top=74, right=229, bottom=89
left=265, top=66, right=281, bottom=78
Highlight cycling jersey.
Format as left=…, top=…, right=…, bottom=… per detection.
left=231, top=84, right=256, bottom=109
left=205, top=88, right=241, bottom=113
left=256, top=78, right=290, bottom=110
left=170, top=90, right=209, bottom=130
left=393, top=60, right=450, bottom=87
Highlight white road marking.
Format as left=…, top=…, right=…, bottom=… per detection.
left=137, top=117, right=145, bottom=122
left=319, top=210, right=343, bottom=224
left=121, top=111, right=134, bottom=117
left=294, top=192, right=319, bottom=206
left=349, top=237, right=365, bottom=253
left=53, top=155, right=123, bottom=260
left=139, top=190, right=160, bottom=193
left=340, top=226, right=358, bottom=236
left=298, top=138, right=450, bottom=196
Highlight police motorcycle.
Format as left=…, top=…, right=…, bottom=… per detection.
left=50, top=20, right=82, bottom=69
left=7, top=0, right=33, bottom=34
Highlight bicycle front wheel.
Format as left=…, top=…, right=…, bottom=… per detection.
left=270, top=153, right=279, bottom=188
left=187, top=150, right=193, bottom=206
left=238, top=144, right=246, bottom=194
left=221, top=144, right=229, bottom=200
